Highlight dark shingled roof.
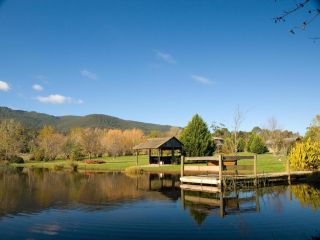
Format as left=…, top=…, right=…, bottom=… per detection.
left=133, top=136, right=182, bottom=150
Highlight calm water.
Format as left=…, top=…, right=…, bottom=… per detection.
left=1, top=168, right=320, bottom=240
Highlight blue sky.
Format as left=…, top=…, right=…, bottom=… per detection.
left=0, top=0, right=319, bottom=134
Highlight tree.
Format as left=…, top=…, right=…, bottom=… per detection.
left=180, top=114, right=215, bottom=157
left=266, top=117, right=284, bottom=155
left=251, top=126, right=263, bottom=135
left=237, top=137, right=246, bottom=152
left=63, top=128, right=84, bottom=160
left=35, top=125, right=65, bottom=161
left=148, top=130, right=163, bottom=138
left=211, top=122, right=230, bottom=138
left=165, top=127, right=182, bottom=138
left=80, top=128, right=103, bottom=159
left=305, top=115, right=320, bottom=141
left=222, top=136, right=234, bottom=154
left=102, top=129, right=124, bottom=158
left=122, top=129, right=145, bottom=155
left=248, top=134, right=268, bottom=154
left=232, top=106, right=245, bottom=154
left=289, top=138, right=320, bottom=170
left=0, top=119, right=24, bottom=160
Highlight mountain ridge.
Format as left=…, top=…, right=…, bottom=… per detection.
left=0, top=106, right=174, bottom=133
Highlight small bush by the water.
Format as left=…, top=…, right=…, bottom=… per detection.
left=70, top=162, right=78, bottom=172
left=84, top=159, right=105, bottom=164
left=125, top=166, right=144, bottom=175
left=9, top=155, right=24, bottom=164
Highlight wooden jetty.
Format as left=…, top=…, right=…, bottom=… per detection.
left=180, top=155, right=313, bottom=190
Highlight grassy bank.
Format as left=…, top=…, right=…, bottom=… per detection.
left=10, top=153, right=287, bottom=174
left=11, top=155, right=149, bottom=171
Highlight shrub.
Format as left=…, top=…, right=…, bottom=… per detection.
left=9, top=155, right=24, bottom=164
left=70, top=162, right=78, bottom=172
left=237, top=138, right=246, bottom=152
left=53, top=164, right=64, bottom=171
left=222, top=137, right=234, bottom=153
left=289, top=138, right=320, bottom=170
left=32, top=149, right=45, bottom=161
left=125, top=166, right=144, bottom=175
left=248, top=134, right=267, bottom=154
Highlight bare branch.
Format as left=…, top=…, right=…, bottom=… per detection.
left=274, top=0, right=320, bottom=37
left=273, top=0, right=311, bottom=23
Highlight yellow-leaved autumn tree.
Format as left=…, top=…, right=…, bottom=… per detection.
left=102, top=129, right=145, bottom=157
left=289, top=138, right=320, bottom=170
left=34, top=125, right=65, bottom=161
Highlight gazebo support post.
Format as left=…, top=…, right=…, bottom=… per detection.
left=148, top=149, right=151, bottom=164
left=171, top=147, right=174, bottom=164
left=136, top=150, right=139, bottom=166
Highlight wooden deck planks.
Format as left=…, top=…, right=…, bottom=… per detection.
left=180, top=184, right=220, bottom=193
left=180, top=171, right=313, bottom=187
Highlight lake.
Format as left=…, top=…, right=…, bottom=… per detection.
left=0, top=167, right=320, bottom=240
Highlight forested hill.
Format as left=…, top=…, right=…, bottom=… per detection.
left=0, top=107, right=173, bottom=133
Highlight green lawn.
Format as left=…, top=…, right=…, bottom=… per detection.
left=11, top=155, right=149, bottom=171
left=231, top=152, right=287, bottom=173
left=11, top=152, right=287, bottom=174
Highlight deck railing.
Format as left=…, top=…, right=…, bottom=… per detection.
left=180, top=154, right=257, bottom=180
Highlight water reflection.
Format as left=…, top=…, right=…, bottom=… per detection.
left=0, top=168, right=181, bottom=218
left=181, top=189, right=260, bottom=224
left=1, top=167, right=320, bottom=239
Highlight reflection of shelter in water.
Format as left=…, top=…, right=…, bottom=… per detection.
left=136, top=173, right=181, bottom=201
left=181, top=187, right=260, bottom=224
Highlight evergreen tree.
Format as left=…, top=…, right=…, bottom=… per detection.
left=249, top=134, right=267, bottom=154
left=180, top=114, right=215, bottom=156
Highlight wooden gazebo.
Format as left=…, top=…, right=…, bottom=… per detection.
left=133, top=136, right=183, bottom=165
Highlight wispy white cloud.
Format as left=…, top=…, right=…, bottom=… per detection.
left=36, top=94, right=83, bottom=104
left=155, top=50, right=176, bottom=64
left=80, top=69, right=98, bottom=80
left=191, top=75, right=214, bottom=85
left=32, top=84, right=44, bottom=91
left=0, top=81, right=10, bottom=91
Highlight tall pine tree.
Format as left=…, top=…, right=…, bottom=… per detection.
left=180, top=114, right=215, bottom=157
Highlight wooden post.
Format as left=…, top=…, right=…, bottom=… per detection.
left=181, top=188, right=185, bottom=209
left=158, top=149, right=161, bottom=165
left=254, top=154, right=257, bottom=187
left=148, top=149, right=151, bottom=164
left=181, top=156, right=185, bottom=177
left=287, top=158, right=291, bottom=185
left=171, top=148, right=174, bottom=163
left=219, top=191, right=225, bottom=218
left=160, top=176, right=163, bottom=188
left=136, top=177, right=139, bottom=190
left=218, top=154, right=223, bottom=189
left=136, top=150, right=139, bottom=166
left=255, top=190, right=260, bottom=212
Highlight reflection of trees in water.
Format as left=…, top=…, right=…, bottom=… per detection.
left=182, top=184, right=320, bottom=226
left=189, top=208, right=208, bottom=225
left=0, top=169, right=179, bottom=217
left=291, top=184, right=320, bottom=211
left=257, top=185, right=288, bottom=214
